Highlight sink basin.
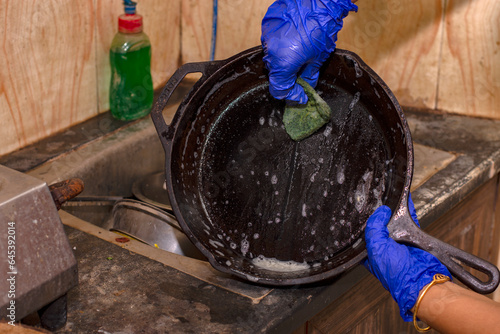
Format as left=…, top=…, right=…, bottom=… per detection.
left=27, top=102, right=273, bottom=302
left=61, top=197, right=207, bottom=261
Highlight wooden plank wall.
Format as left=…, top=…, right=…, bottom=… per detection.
left=1, top=0, right=499, bottom=157
left=0, top=0, right=181, bottom=157
left=338, top=0, right=500, bottom=116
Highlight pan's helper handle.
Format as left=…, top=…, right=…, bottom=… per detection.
left=389, top=211, right=500, bottom=294
left=151, top=61, right=221, bottom=147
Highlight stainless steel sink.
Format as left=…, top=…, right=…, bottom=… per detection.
left=27, top=103, right=273, bottom=302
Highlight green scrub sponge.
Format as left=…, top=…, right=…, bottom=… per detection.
left=283, top=78, right=332, bottom=141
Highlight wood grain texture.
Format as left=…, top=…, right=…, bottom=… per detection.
left=216, top=0, right=273, bottom=59
left=95, top=0, right=181, bottom=112
left=1, top=0, right=499, bottom=156
left=338, top=0, right=444, bottom=110
left=0, top=0, right=96, bottom=156
left=437, top=0, right=500, bottom=118
left=181, top=0, right=273, bottom=63
left=181, top=0, right=212, bottom=64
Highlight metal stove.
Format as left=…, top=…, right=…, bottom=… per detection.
left=0, top=165, right=78, bottom=330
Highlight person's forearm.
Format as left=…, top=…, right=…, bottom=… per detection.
left=415, top=282, right=500, bottom=334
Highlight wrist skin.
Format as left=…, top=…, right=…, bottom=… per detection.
left=412, top=282, right=500, bottom=333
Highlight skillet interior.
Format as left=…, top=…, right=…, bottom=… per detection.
left=167, top=48, right=409, bottom=284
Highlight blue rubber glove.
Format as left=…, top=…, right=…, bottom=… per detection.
left=363, top=195, right=452, bottom=321
left=261, top=0, right=357, bottom=103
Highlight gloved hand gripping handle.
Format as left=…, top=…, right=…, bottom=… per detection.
left=388, top=211, right=500, bottom=294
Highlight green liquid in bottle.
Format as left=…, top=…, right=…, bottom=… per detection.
left=110, top=45, right=153, bottom=120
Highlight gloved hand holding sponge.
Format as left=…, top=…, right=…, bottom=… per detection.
left=261, top=0, right=357, bottom=103
left=261, top=0, right=357, bottom=140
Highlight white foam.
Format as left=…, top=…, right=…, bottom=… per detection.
left=252, top=256, right=310, bottom=272
left=337, top=170, right=345, bottom=184
left=241, top=238, right=249, bottom=256
left=310, top=171, right=318, bottom=182
left=209, top=239, right=224, bottom=249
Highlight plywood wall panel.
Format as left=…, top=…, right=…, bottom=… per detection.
left=338, top=0, right=444, bottom=110
left=181, top=0, right=212, bottom=63
left=95, top=0, right=121, bottom=113
left=437, top=0, right=500, bottom=118
left=181, top=0, right=273, bottom=63
left=216, top=0, right=274, bottom=59
left=1, top=0, right=499, bottom=158
left=0, top=0, right=96, bottom=156
left=96, top=0, right=181, bottom=112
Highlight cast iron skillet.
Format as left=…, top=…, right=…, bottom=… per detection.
left=151, top=46, right=500, bottom=292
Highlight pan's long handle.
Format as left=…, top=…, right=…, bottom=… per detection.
left=388, top=212, right=500, bottom=294
left=151, top=61, right=223, bottom=147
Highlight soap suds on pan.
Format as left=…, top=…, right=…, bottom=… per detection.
left=252, top=255, right=310, bottom=272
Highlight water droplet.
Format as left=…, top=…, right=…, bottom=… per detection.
left=271, top=175, right=278, bottom=184
left=323, top=124, right=332, bottom=137
left=337, top=170, right=345, bottom=184
left=349, top=92, right=361, bottom=110
left=302, top=204, right=307, bottom=217
left=310, top=172, right=318, bottom=182
left=241, top=239, right=249, bottom=256
left=259, top=117, right=265, bottom=125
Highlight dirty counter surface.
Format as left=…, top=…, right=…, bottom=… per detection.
left=5, top=105, right=500, bottom=333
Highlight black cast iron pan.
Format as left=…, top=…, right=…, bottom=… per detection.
left=151, top=46, right=499, bottom=292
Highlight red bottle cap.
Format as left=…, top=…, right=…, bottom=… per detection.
left=118, top=14, right=143, bottom=33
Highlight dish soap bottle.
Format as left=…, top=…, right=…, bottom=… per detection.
left=109, top=0, right=153, bottom=120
